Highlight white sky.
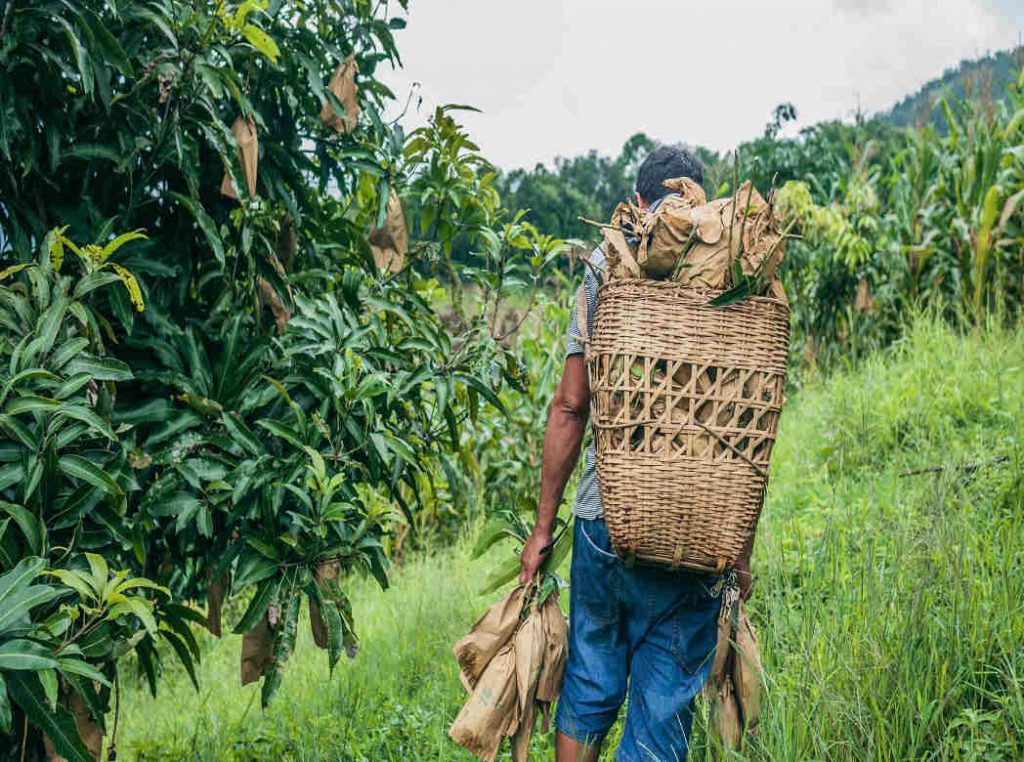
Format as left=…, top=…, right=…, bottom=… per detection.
left=381, top=0, right=1023, bottom=170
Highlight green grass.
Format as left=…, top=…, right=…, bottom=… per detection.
left=116, top=318, right=1024, bottom=760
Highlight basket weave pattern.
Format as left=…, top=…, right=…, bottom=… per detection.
left=586, top=280, right=790, bottom=572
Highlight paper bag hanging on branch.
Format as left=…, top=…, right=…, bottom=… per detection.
left=221, top=115, right=259, bottom=199
left=309, top=559, right=341, bottom=650
left=368, top=189, right=409, bottom=272
left=240, top=613, right=275, bottom=686
left=206, top=571, right=227, bottom=637
left=43, top=684, right=104, bottom=761
left=320, top=54, right=360, bottom=133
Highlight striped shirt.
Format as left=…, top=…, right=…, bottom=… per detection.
left=566, top=247, right=605, bottom=519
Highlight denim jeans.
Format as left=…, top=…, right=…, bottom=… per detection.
left=555, top=516, right=723, bottom=761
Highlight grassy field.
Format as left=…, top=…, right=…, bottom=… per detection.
left=116, top=318, right=1024, bottom=761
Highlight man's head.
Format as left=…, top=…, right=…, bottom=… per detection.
left=635, top=145, right=705, bottom=207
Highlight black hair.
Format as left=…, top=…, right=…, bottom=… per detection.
left=635, top=145, right=705, bottom=204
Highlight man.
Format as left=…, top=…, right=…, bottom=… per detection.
left=519, top=145, right=753, bottom=761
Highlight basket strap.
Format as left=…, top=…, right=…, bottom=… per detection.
left=571, top=284, right=590, bottom=354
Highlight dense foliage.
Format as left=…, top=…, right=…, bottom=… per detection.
left=0, top=1, right=564, bottom=757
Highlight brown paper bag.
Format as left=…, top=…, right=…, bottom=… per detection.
left=639, top=177, right=707, bottom=279
left=368, top=189, right=408, bottom=272
left=43, top=685, right=104, bottom=761
left=320, top=55, right=359, bottom=133
left=453, top=585, right=527, bottom=686
left=221, top=116, right=259, bottom=199
left=206, top=573, right=226, bottom=637
left=602, top=227, right=640, bottom=280
left=240, top=614, right=275, bottom=686
left=508, top=608, right=545, bottom=762
left=535, top=594, right=567, bottom=703
left=309, top=560, right=341, bottom=649
left=449, top=643, right=519, bottom=762
left=711, top=675, right=742, bottom=751
left=732, top=602, right=762, bottom=729
left=708, top=587, right=736, bottom=687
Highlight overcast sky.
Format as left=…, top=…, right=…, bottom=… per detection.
left=381, top=0, right=1023, bottom=170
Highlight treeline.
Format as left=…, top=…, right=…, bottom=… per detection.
left=497, top=65, right=1024, bottom=372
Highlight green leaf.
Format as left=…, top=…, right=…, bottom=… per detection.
left=7, top=395, right=61, bottom=415
left=25, top=298, right=69, bottom=363
left=57, top=658, right=111, bottom=688
left=256, top=419, right=305, bottom=449
left=0, top=640, right=59, bottom=670
left=0, top=463, right=25, bottom=492
left=159, top=629, right=199, bottom=691
left=107, top=597, right=157, bottom=636
left=0, top=557, right=46, bottom=607
left=456, top=374, right=507, bottom=416
left=471, top=518, right=519, bottom=559
left=709, top=279, right=756, bottom=307
left=39, top=668, right=58, bottom=710
left=261, top=593, right=299, bottom=708
left=0, top=264, right=30, bottom=282
left=0, top=502, right=44, bottom=554
left=0, top=415, right=36, bottom=450
left=71, top=271, right=120, bottom=300
left=221, top=412, right=263, bottom=457
left=50, top=338, right=91, bottom=370
left=6, top=671, right=93, bottom=762
left=46, top=570, right=97, bottom=603
left=84, top=553, right=109, bottom=595
left=113, top=578, right=169, bottom=598
left=233, top=576, right=277, bottom=635
left=233, top=553, right=278, bottom=590
left=0, top=583, right=59, bottom=631
left=0, top=674, right=10, bottom=734
left=98, top=230, right=147, bottom=264
left=241, top=23, right=281, bottom=62
left=54, top=17, right=94, bottom=98
left=58, top=455, right=123, bottom=497
left=318, top=594, right=343, bottom=675
left=479, top=553, right=522, bottom=596
left=170, top=192, right=225, bottom=267
left=65, top=355, right=133, bottom=381
left=52, top=405, right=116, bottom=441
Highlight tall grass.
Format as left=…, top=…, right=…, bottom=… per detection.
left=117, top=318, right=1023, bottom=760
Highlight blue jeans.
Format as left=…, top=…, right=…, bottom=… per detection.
left=555, top=516, right=722, bottom=761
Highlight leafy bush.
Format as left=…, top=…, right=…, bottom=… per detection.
left=0, top=0, right=566, bottom=754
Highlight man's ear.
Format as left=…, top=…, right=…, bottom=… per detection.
left=635, top=191, right=649, bottom=209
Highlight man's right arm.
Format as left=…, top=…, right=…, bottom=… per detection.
left=518, top=354, right=590, bottom=583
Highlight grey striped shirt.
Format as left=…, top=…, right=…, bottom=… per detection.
left=566, top=247, right=605, bottom=520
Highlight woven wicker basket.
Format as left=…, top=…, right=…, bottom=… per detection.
left=585, top=280, right=790, bottom=572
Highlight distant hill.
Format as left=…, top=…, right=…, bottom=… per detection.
left=884, top=47, right=1022, bottom=129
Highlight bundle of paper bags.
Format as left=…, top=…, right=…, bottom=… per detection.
left=449, top=585, right=568, bottom=761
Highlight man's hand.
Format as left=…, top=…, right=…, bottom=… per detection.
left=519, top=526, right=554, bottom=584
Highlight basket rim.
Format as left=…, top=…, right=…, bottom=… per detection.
left=596, top=278, right=791, bottom=313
